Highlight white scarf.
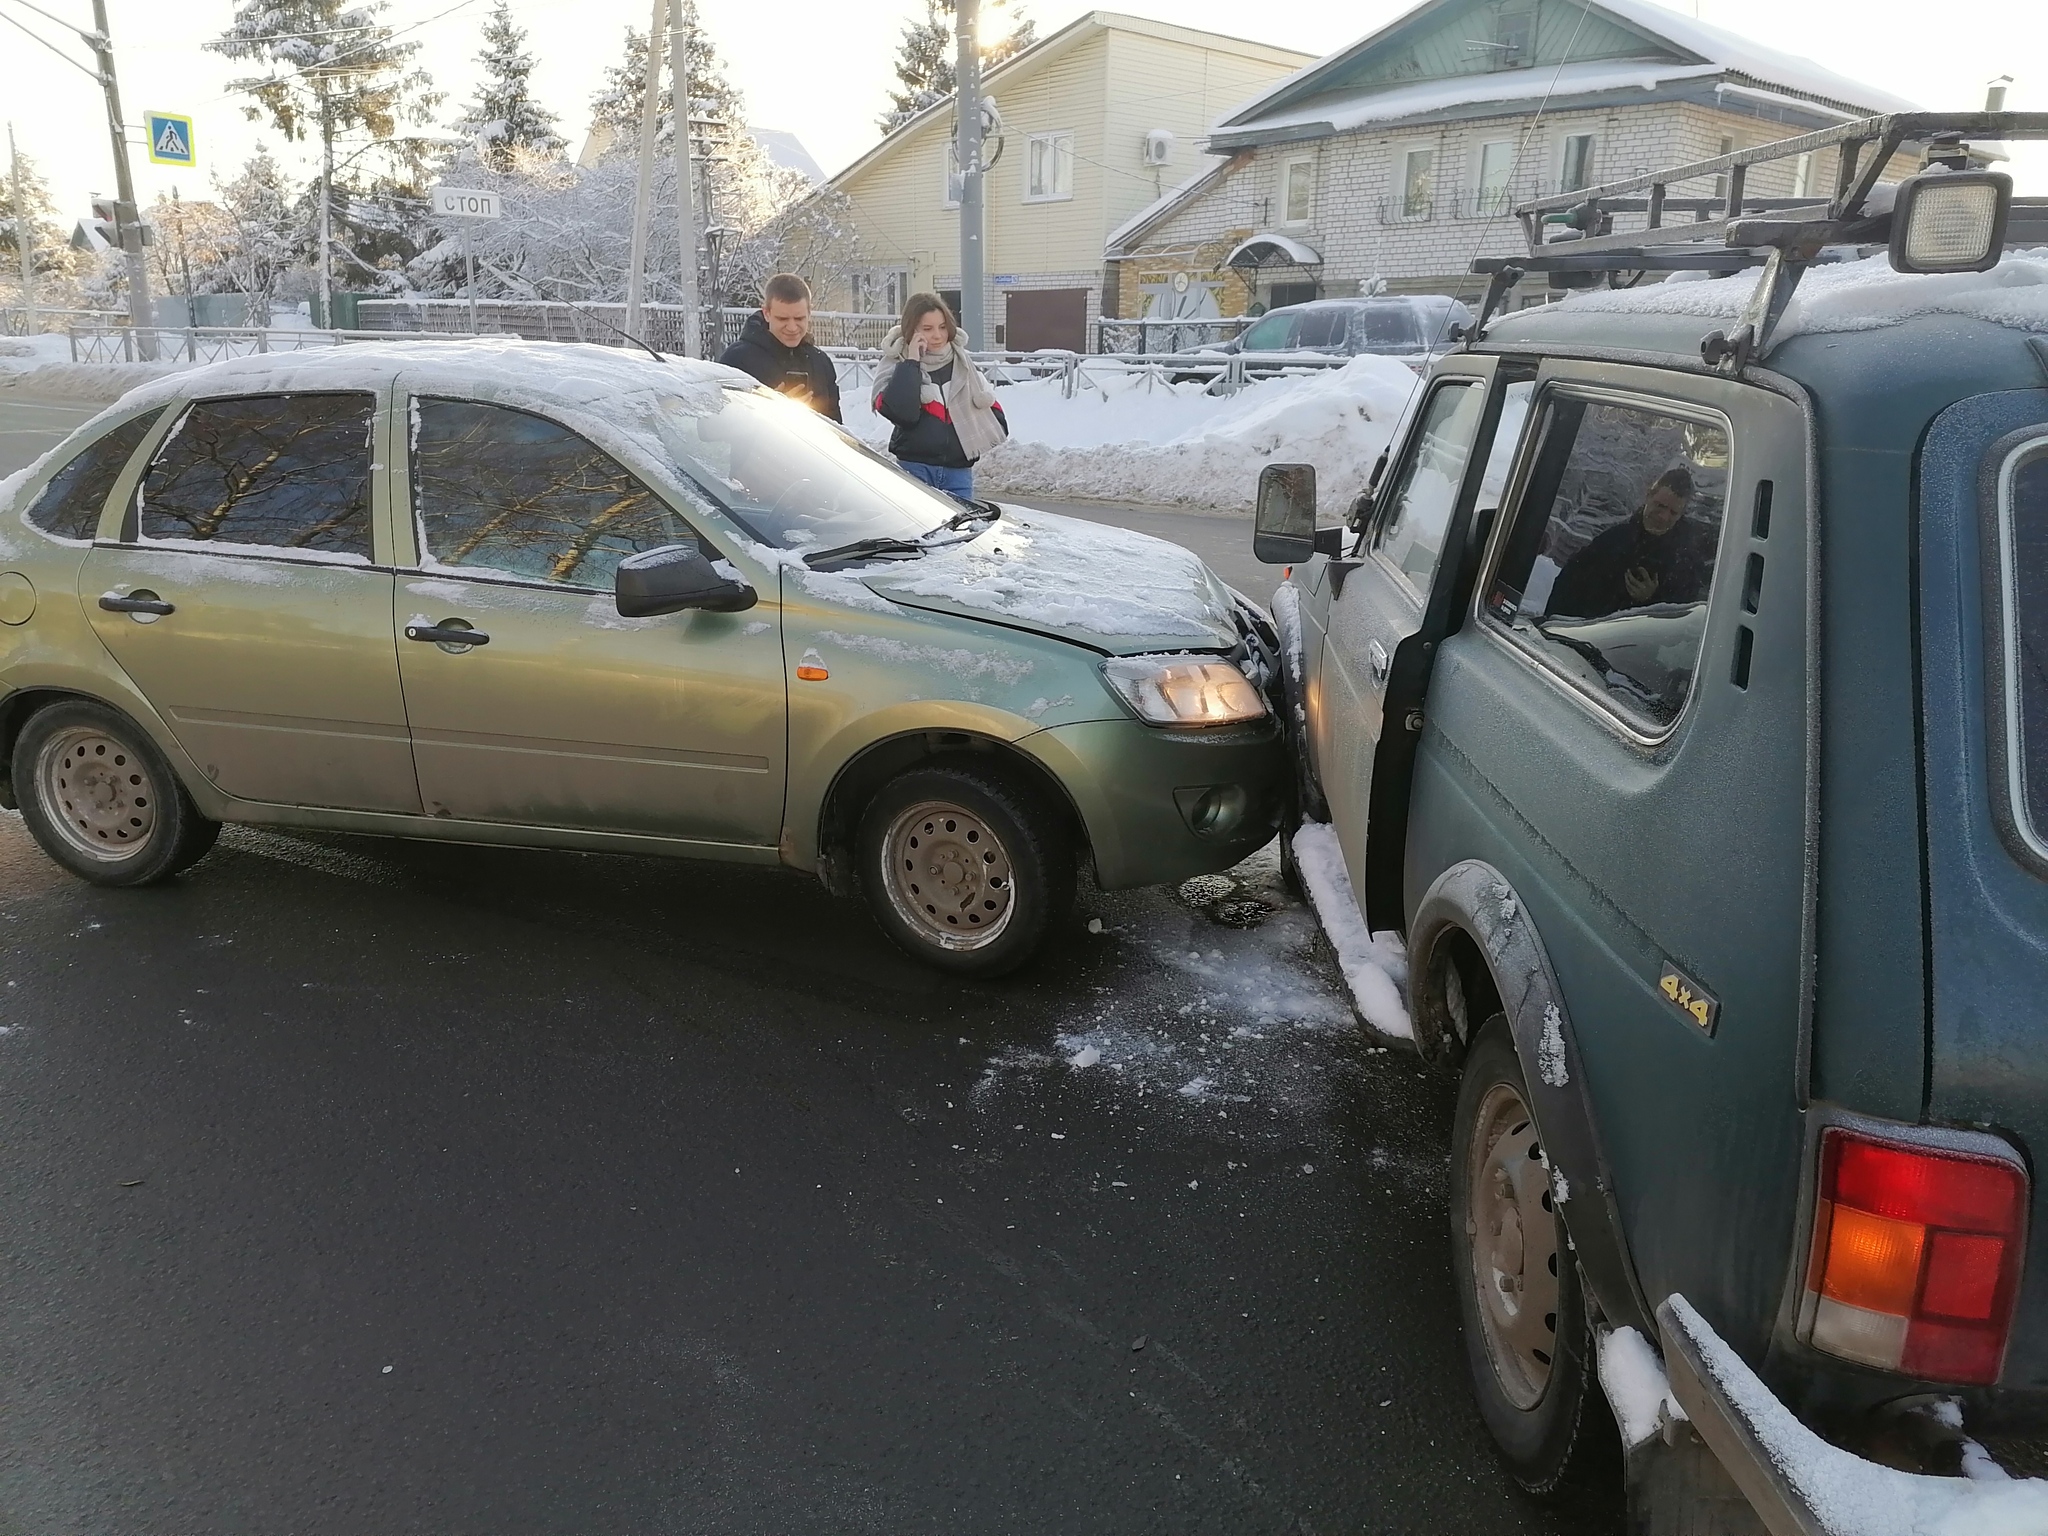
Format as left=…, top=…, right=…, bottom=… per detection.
left=881, top=326, right=1007, bottom=463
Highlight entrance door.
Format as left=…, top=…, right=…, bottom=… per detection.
left=1313, top=363, right=1529, bottom=923
left=80, top=390, right=420, bottom=814
left=1004, top=288, right=1089, bottom=351
left=394, top=397, right=786, bottom=847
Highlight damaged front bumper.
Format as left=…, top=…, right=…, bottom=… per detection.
left=1656, top=1295, right=2048, bottom=1535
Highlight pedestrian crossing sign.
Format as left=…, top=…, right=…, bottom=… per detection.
left=145, top=112, right=195, bottom=168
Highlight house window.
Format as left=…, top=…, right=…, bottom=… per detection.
left=1559, top=133, right=1596, bottom=194
left=1402, top=147, right=1436, bottom=219
left=943, top=139, right=962, bottom=206
left=1476, top=140, right=1515, bottom=215
left=1026, top=132, right=1075, bottom=201
left=1280, top=157, right=1314, bottom=225
left=1713, top=134, right=1735, bottom=201
left=853, top=268, right=910, bottom=315
left=1494, top=5, right=1535, bottom=68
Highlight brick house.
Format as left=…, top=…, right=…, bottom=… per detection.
left=1104, top=0, right=1919, bottom=321
left=815, top=12, right=1311, bottom=349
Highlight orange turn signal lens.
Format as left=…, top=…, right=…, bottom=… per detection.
left=795, top=665, right=829, bottom=681
left=1819, top=1205, right=1924, bottom=1315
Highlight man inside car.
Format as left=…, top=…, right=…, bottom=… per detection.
left=1547, top=466, right=1715, bottom=619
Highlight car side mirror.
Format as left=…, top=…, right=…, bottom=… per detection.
left=1253, top=463, right=1318, bottom=564
left=615, top=540, right=758, bottom=617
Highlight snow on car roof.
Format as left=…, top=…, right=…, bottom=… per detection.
left=103, top=338, right=748, bottom=417
left=1527, top=248, right=2048, bottom=346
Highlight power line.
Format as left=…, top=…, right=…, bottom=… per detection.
left=0, top=4, right=98, bottom=81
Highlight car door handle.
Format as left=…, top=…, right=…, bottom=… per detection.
left=1368, top=638, right=1391, bottom=688
left=404, top=622, right=491, bottom=647
left=98, top=590, right=175, bottom=617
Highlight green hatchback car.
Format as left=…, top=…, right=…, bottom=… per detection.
left=0, top=342, right=1283, bottom=973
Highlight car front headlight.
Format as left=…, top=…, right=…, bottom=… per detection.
left=1100, top=654, right=1269, bottom=729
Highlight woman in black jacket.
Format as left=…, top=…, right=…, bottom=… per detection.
left=874, top=292, right=1007, bottom=500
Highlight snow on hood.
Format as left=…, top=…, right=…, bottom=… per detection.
left=859, top=506, right=1242, bottom=654
left=1542, top=247, right=2048, bottom=345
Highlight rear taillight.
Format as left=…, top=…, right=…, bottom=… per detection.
left=1801, top=1128, right=2028, bottom=1385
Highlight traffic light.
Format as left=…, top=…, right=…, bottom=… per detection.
left=71, top=197, right=150, bottom=255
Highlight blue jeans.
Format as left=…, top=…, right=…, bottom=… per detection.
left=899, top=460, right=975, bottom=501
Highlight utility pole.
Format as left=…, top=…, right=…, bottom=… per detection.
left=954, top=0, right=985, bottom=346
left=7, top=125, right=35, bottom=333
left=623, top=0, right=665, bottom=345
left=667, top=0, right=698, bottom=357
left=317, top=89, right=334, bottom=327
left=85, top=0, right=153, bottom=355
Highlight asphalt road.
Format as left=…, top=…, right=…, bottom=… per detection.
left=0, top=386, right=1620, bottom=1533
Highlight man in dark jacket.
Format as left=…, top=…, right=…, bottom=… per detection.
left=1547, top=466, right=1716, bottom=619
left=717, top=272, right=842, bottom=422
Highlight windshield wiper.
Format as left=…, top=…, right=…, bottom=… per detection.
left=803, top=535, right=928, bottom=570
left=1536, top=624, right=1615, bottom=677
left=939, top=500, right=1001, bottom=531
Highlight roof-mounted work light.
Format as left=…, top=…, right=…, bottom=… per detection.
left=1889, top=170, right=2013, bottom=274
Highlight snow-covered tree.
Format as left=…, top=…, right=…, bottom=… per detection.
left=207, top=0, right=444, bottom=295
left=215, top=148, right=305, bottom=316
left=880, top=1, right=1036, bottom=134
left=454, top=1, right=565, bottom=169
left=146, top=191, right=236, bottom=297
left=0, top=147, right=69, bottom=283
left=588, top=4, right=745, bottom=156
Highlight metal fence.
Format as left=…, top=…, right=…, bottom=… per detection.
left=349, top=299, right=901, bottom=355
left=3, top=306, right=126, bottom=337
left=1091, top=316, right=1250, bottom=355
left=67, top=322, right=479, bottom=365
left=63, top=317, right=1357, bottom=398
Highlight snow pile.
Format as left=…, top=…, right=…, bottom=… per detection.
left=846, top=354, right=1419, bottom=512
left=1669, top=1295, right=2048, bottom=1535
left=1289, top=820, right=1412, bottom=1039
left=1597, top=1326, right=1687, bottom=1448
left=870, top=505, right=1238, bottom=646
left=1551, top=248, right=2048, bottom=345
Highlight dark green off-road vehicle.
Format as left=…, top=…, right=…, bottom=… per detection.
left=1259, top=112, right=2048, bottom=1532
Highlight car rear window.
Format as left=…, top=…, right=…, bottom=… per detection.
left=1998, top=440, right=2048, bottom=845
left=22, top=411, right=158, bottom=541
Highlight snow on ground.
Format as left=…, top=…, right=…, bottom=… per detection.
left=845, top=354, right=1420, bottom=512
left=974, top=841, right=1382, bottom=1130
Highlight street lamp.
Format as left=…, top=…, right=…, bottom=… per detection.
left=317, top=130, right=463, bottom=328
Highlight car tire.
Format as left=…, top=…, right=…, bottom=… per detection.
left=1451, top=1014, right=1610, bottom=1495
left=12, top=699, right=219, bottom=888
left=858, top=763, right=1073, bottom=978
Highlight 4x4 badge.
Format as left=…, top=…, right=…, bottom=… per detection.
left=1659, top=963, right=1718, bottom=1036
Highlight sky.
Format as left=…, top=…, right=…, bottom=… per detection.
left=1, top=0, right=2042, bottom=216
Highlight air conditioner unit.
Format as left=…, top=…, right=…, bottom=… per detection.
left=1143, top=129, right=1174, bottom=167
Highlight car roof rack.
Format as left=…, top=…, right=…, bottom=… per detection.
left=1467, top=110, right=2048, bottom=368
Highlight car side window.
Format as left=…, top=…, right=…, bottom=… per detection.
left=1369, top=380, right=1487, bottom=595
left=1996, top=440, right=2048, bottom=850
left=1352, top=305, right=1422, bottom=353
left=23, top=411, right=159, bottom=541
left=1296, top=308, right=1345, bottom=348
left=1241, top=312, right=1297, bottom=351
left=411, top=398, right=698, bottom=589
left=138, top=393, right=375, bottom=559
left=1484, top=392, right=1731, bottom=731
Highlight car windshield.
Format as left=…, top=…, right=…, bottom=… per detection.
left=650, top=387, right=962, bottom=551
left=1349, top=304, right=1427, bottom=352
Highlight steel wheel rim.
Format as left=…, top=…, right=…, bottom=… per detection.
left=36, top=726, right=159, bottom=863
left=1466, top=1081, right=1563, bottom=1410
left=881, top=799, right=1016, bottom=951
